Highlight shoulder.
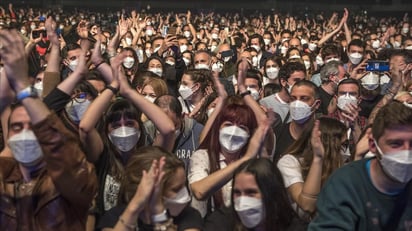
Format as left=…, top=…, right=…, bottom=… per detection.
left=204, top=207, right=234, bottom=231
left=96, top=204, right=126, bottom=229
left=174, top=206, right=203, bottom=230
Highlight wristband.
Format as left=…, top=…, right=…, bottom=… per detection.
left=152, top=209, right=168, bottom=223
left=240, top=90, right=251, bottom=98
left=16, top=85, right=38, bottom=102
left=105, top=85, right=119, bottom=95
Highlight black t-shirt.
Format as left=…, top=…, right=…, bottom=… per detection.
left=96, top=204, right=203, bottom=231
left=317, top=86, right=333, bottom=115
left=274, top=122, right=295, bottom=161
left=359, top=94, right=383, bottom=118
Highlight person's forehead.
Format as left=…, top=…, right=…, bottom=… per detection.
left=149, top=59, right=161, bottom=66
left=194, top=53, right=209, bottom=61
left=338, top=83, right=359, bottom=92
left=291, top=85, right=315, bottom=96
left=289, top=71, right=306, bottom=79
left=10, top=107, right=30, bottom=125
left=245, top=78, right=259, bottom=85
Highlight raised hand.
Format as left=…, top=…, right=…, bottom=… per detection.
left=311, top=120, right=325, bottom=159
left=45, top=16, right=59, bottom=46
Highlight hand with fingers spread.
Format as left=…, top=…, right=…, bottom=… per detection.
left=311, top=120, right=325, bottom=159
left=149, top=157, right=167, bottom=216
left=76, top=20, right=89, bottom=39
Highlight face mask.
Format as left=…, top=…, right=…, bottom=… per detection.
left=207, top=108, right=214, bottom=117
left=148, top=67, right=163, bottom=77
left=109, top=126, right=140, bottom=152
left=68, top=59, right=79, bottom=71
left=145, top=49, right=152, bottom=58
left=372, top=40, right=380, bottom=49
left=234, top=196, right=264, bottom=229
left=144, top=95, right=156, bottom=103
left=65, top=99, right=91, bottom=123
left=251, top=45, right=261, bottom=53
left=337, top=93, right=357, bottom=111
left=374, top=140, right=412, bottom=183
left=20, top=29, right=27, bottom=35
left=252, top=56, right=258, bottom=67
left=182, top=57, right=191, bottom=66
left=34, top=81, right=43, bottom=96
left=266, top=67, right=279, bottom=79
left=361, top=72, right=380, bottom=90
left=59, top=24, right=64, bottom=30
left=402, top=27, right=409, bottom=34
left=286, top=83, right=293, bottom=94
left=153, top=46, right=161, bottom=54
left=280, top=46, right=288, bottom=56
left=71, top=21, right=77, bottom=25
left=123, top=57, right=135, bottom=69
left=180, top=44, right=188, bottom=53
left=247, top=87, right=260, bottom=101
left=406, top=45, right=412, bottom=50
left=212, top=62, right=223, bottom=72
left=179, top=84, right=195, bottom=100
left=304, top=61, right=311, bottom=70
left=403, top=101, right=412, bottom=109
left=210, top=45, right=217, bottom=51
left=164, top=186, right=191, bottom=216
left=195, top=63, right=210, bottom=70
left=8, top=129, right=44, bottom=166
left=211, top=33, right=219, bottom=39
left=325, top=57, right=340, bottom=64
left=393, top=41, right=401, bottom=48
left=289, top=54, right=301, bottom=60
left=165, top=60, right=175, bottom=66
left=301, top=39, right=308, bottom=45
left=30, top=24, right=36, bottom=30
left=263, top=39, right=271, bottom=46
left=308, top=43, right=317, bottom=51
left=219, top=125, right=250, bottom=153
left=290, top=100, right=314, bottom=124
left=125, top=37, right=132, bottom=46
left=348, top=52, right=363, bottom=65
left=223, top=56, right=231, bottom=63
left=316, top=55, right=324, bottom=66
left=183, top=31, right=191, bottom=38
left=145, top=29, right=153, bottom=36
left=136, top=49, right=144, bottom=63
left=381, top=27, right=387, bottom=32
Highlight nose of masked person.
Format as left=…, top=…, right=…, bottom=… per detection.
left=108, top=126, right=141, bottom=152
left=8, top=129, right=44, bottom=166
left=337, top=93, right=358, bottom=111
left=163, top=186, right=191, bottom=216
left=218, top=125, right=250, bottom=153
left=234, top=196, right=264, bottom=229
left=65, top=96, right=92, bottom=124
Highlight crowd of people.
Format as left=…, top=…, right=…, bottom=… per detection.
left=1, top=3, right=412, bottom=230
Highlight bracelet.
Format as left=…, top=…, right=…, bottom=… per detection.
left=239, top=90, right=251, bottom=98
left=152, top=209, right=168, bottom=223
left=106, top=85, right=119, bottom=95
left=16, top=85, right=38, bottom=102
left=94, top=60, right=105, bottom=69
left=119, top=217, right=137, bottom=230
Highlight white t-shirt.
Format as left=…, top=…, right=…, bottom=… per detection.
left=188, top=149, right=232, bottom=217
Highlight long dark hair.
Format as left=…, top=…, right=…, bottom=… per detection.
left=232, top=158, right=298, bottom=231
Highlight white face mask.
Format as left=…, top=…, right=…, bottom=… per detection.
left=180, top=44, right=188, bottom=53
left=210, top=45, right=217, bottom=51
left=100, top=44, right=107, bottom=54
left=289, top=54, right=301, bottom=60
left=20, top=29, right=27, bottom=35
left=252, top=56, right=258, bottom=67
left=148, top=67, right=163, bottom=77
left=68, top=59, right=79, bottom=72
left=179, top=84, right=194, bottom=100
left=195, top=63, right=210, bottom=70
left=212, top=62, right=223, bottom=73
left=266, top=67, right=279, bottom=79
left=223, top=56, right=231, bottom=63
left=183, top=57, right=191, bottom=66
left=8, top=129, right=44, bottom=166
left=145, top=29, right=153, bottom=36
left=361, top=72, right=380, bottom=90
left=280, top=46, right=288, bottom=56
left=247, top=87, right=260, bottom=101
left=211, top=33, right=219, bottom=40
left=219, top=125, right=250, bottom=153
left=123, top=57, right=135, bottom=69
left=153, top=46, right=161, bottom=54
left=251, top=45, right=261, bottom=53
left=375, top=140, right=412, bottom=183
left=304, top=60, right=311, bottom=70
left=308, top=43, right=317, bottom=51
left=372, top=40, right=380, bottom=49
left=337, top=93, right=357, bottom=111
left=65, top=99, right=91, bottom=123
left=144, top=95, right=156, bottom=103
left=165, top=60, right=175, bottom=66
left=234, top=196, right=264, bottom=229
left=402, top=27, right=409, bottom=34
left=393, top=41, right=401, bottom=48
left=125, top=37, right=132, bottom=46
left=183, top=31, right=191, bottom=38
left=348, top=52, right=363, bottom=65
left=109, top=126, right=140, bottom=152
left=34, top=81, right=43, bottom=96
left=263, top=38, right=271, bottom=46
left=30, top=24, right=36, bottom=30
left=207, top=108, right=214, bottom=117
left=325, top=57, right=340, bottom=64
left=164, top=186, right=191, bottom=216
left=290, top=100, right=314, bottom=124
left=316, top=55, right=324, bottom=66
left=136, top=49, right=144, bottom=63
left=406, top=45, right=412, bottom=50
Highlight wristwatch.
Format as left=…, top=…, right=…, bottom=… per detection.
left=16, top=85, right=38, bottom=102
left=240, top=90, right=251, bottom=98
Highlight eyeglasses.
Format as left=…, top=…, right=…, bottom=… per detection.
left=72, top=92, right=88, bottom=103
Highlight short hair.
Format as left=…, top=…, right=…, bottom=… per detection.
left=61, top=43, right=81, bottom=58
left=132, top=71, right=160, bottom=89
left=246, top=69, right=263, bottom=89
left=337, top=78, right=361, bottom=96
left=348, top=39, right=366, bottom=51
left=183, top=69, right=210, bottom=93
left=141, top=77, right=168, bottom=97
left=154, top=95, right=183, bottom=117
left=248, top=33, right=264, bottom=48
left=278, top=62, right=306, bottom=81
left=321, top=44, right=340, bottom=60
left=292, top=79, right=320, bottom=100
left=372, top=101, right=412, bottom=141
left=320, top=60, right=343, bottom=83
